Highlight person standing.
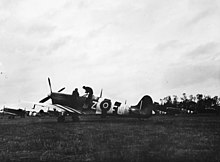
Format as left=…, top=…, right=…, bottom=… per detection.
left=71, top=88, right=79, bottom=108
left=82, top=86, right=93, bottom=108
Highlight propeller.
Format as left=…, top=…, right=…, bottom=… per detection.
left=48, top=78, right=52, bottom=93
left=39, top=96, right=51, bottom=103
left=39, top=77, right=65, bottom=103
left=100, top=89, right=103, bottom=98
left=58, top=87, right=65, bottom=92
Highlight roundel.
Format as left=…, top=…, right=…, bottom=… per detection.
left=100, top=99, right=111, bottom=112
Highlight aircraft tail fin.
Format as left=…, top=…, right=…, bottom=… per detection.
left=131, top=95, right=154, bottom=117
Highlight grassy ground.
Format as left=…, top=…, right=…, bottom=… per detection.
left=0, top=115, right=220, bottom=162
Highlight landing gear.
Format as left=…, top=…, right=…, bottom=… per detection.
left=72, top=115, right=80, bottom=122
left=57, top=116, right=65, bottom=122
left=101, top=111, right=107, bottom=118
left=8, top=116, right=15, bottom=119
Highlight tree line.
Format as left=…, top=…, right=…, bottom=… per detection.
left=156, top=93, right=220, bottom=114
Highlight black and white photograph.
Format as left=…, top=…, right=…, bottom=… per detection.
left=0, top=0, right=220, bottom=161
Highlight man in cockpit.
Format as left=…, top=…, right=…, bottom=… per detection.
left=72, top=88, right=79, bottom=100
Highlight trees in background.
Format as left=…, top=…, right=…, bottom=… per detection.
left=159, top=93, right=220, bottom=114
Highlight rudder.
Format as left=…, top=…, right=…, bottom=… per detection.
left=131, top=95, right=154, bottom=117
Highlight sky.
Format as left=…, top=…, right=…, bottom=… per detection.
left=0, top=0, right=220, bottom=107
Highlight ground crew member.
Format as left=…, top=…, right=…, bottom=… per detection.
left=82, top=86, right=93, bottom=108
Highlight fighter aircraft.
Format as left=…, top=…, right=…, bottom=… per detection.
left=38, top=78, right=154, bottom=122
left=0, top=106, right=26, bottom=119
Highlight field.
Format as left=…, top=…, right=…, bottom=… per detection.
left=0, top=115, right=220, bottom=162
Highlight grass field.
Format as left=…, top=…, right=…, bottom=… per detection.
left=0, top=115, right=220, bottom=162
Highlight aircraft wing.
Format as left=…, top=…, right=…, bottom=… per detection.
left=32, top=102, right=57, bottom=109
left=54, top=104, right=84, bottom=115
left=1, top=111, right=17, bottom=116
left=32, top=102, right=84, bottom=115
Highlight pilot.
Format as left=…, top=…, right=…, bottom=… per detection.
left=82, top=86, right=93, bottom=108
left=72, top=88, right=79, bottom=99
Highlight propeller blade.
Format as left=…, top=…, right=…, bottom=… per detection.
left=48, top=77, right=52, bottom=93
left=100, top=89, right=103, bottom=98
left=39, top=77, right=55, bottom=103
left=39, top=96, right=51, bottom=103
left=39, top=78, right=65, bottom=103
left=58, top=87, right=65, bottom=92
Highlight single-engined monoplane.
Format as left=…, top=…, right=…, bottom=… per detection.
left=36, top=78, right=155, bottom=122
left=0, top=107, right=26, bottom=119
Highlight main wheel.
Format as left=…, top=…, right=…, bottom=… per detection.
left=72, top=115, right=80, bottom=122
left=57, top=116, right=65, bottom=122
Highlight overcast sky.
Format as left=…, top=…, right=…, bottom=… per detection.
left=0, top=0, right=220, bottom=106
